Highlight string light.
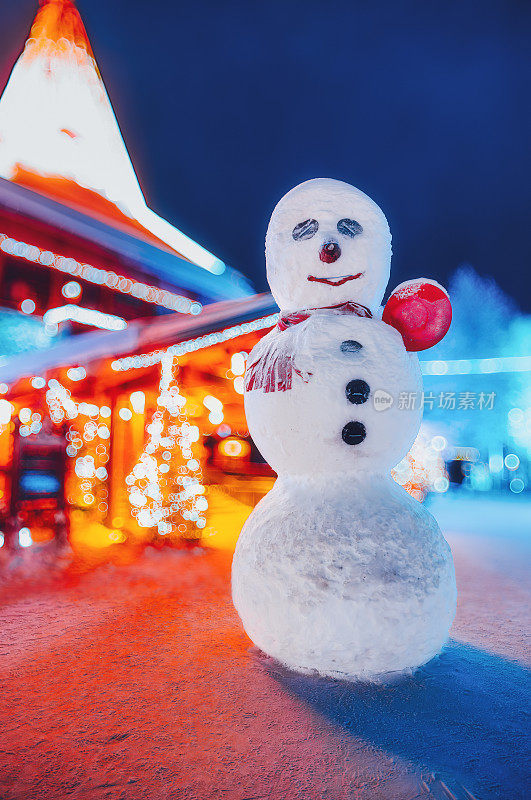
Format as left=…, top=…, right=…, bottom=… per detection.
left=421, top=355, right=531, bottom=376
left=66, top=367, right=87, bottom=382
left=129, top=391, right=145, bottom=414
left=231, top=353, right=246, bottom=375
left=44, top=305, right=127, bottom=331
left=233, top=376, right=245, bottom=394
left=111, top=313, right=279, bottom=372
left=18, top=407, right=32, bottom=423
left=18, top=527, right=32, bottom=548
left=0, top=399, right=13, bottom=427
left=62, top=281, right=82, bottom=299
left=44, top=380, right=110, bottom=512
left=20, top=298, right=36, bottom=314
left=126, top=354, right=207, bottom=535
left=0, top=233, right=201, bottom=315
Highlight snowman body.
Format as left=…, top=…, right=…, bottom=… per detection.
left=232, top=178, right=456, bottom=680
left=243, top=313, right=422, bottom=475
left=233, top=473, right=455, bottom=679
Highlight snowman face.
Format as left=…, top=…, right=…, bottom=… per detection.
left=266, top=178, right=392, bottom=313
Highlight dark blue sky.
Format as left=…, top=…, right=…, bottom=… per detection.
left=2, top=1, right=530, bottom=308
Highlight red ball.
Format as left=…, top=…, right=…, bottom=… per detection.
left=382, top=280, right=452, bottom=352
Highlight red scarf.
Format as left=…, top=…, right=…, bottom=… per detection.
left=245, top=301, right=372, bottom=393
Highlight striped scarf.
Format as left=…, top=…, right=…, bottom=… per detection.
left=245, top=301, right=372, bottom=393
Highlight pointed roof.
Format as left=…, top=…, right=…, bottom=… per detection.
left=0, top=0, right=226, bottom=275
left=27, top=0, right=96, bottom=59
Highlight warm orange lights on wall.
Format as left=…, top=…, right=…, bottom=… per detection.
left=219, top=438, right=250, bottom=459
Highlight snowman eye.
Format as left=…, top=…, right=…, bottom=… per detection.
left=337, top=218, right=363, bottom=238
left=292, top=219, right=319, bottom=241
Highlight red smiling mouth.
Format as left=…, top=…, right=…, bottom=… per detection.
left=307, top=272, right=363, bottom=286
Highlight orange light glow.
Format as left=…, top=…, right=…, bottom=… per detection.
left=32, top=0, right=95, bottom=57
left=219, top=438, right=250, bottom=459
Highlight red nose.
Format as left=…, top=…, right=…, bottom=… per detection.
left=319, top=241, right=341, bottom=263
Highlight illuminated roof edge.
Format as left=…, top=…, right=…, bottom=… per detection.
left=0, top=178, right=254, bottom=301
left=0, top=293, right=278, bottom=384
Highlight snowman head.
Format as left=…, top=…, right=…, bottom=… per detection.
left=266, top=178, right=392, bottom=313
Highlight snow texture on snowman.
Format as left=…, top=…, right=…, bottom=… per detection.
left=232, top=178, right=456, bottom=681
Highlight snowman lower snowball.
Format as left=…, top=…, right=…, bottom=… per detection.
left=232, top=178, right=456, bottom=681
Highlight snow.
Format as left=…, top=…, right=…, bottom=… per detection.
left=0, top=495, right=528, bottom=800
left=232, top=473, right=456, bottom=679
left=244, top=314, right=422, bottom=474
left=390, top=278, right=449, bottom=301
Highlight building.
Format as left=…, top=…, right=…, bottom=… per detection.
left=0, top=293, right=278, bottom=550
left=0, top=0, right=252, bottom=332
left=0, top=0, right=278, bottom=551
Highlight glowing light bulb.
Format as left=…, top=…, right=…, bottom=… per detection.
left=67, top=366, right=87, bottom=381
left=0, top=399, right=13, bottom=425
left=19, top=528, right=32, bottom=547
left=19, top=407, right=32, bottom=423
left=504, top=454, right=520, bottom=471
left=231, top=352, right=246, bottom=376
left=62, top=281, right=82, bottom=299
left=20, top=298, right=35, bottom=314
left=508, top=408, right=524, bottom=425
left=130, top=391, right=145, bottom=414
left=203, top=395, right=223, bottom=412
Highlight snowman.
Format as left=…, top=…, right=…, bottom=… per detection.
left=232, top=178, right=456, bottom=681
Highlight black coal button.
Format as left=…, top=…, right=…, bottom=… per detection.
left=341, top=421, right=366, bottom=445
left=345, top=379, right=370, bottom=404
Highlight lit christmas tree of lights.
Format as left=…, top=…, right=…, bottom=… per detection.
left=126, top=354, right=208, bottom=537
left=45, top=379, right=110, bottom=515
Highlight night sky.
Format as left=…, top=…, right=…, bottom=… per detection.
left=1, top=1, right=530, bottom=309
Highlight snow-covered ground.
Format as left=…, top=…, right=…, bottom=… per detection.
left=0, top=493, right=529, bottom=800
